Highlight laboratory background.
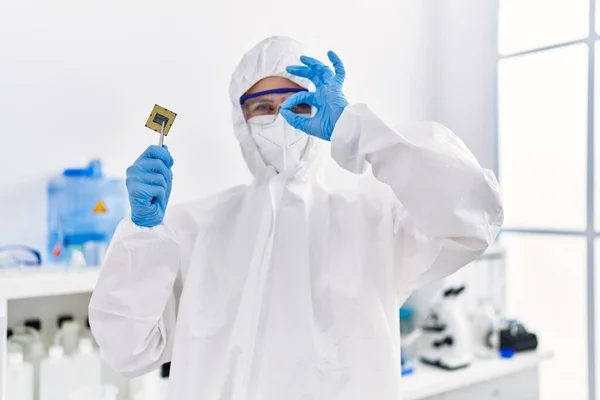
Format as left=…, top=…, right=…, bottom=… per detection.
left=0, top=0, right=592, bottom=399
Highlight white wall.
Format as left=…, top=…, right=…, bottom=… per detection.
left=0, top=0, right=425, bottom=257
left=405, top=0, right=499, bottom=318
left=414, top=0, right=498, bottom=170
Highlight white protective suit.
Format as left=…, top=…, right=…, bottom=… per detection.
left=89, top=36, right=503, bottom=400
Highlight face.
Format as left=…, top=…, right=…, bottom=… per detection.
left=242, top=77, right=311, bottom=120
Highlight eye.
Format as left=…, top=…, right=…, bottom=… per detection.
left=255, top=104, right=275, bottom=112
left=247, top=102, right=277, bottom=117
left=291, top=103, right=312, bottom=114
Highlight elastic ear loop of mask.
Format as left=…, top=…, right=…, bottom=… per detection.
left=275, top=105, right=287, bottom=171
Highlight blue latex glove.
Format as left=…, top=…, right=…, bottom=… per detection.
left=126, top=145, right=174, bottom=227
left=280, top=51, right=349, bottom=141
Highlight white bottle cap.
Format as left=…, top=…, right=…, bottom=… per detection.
left=78, top=337, right=94, bottom=355
left=49, top=345, right=64, bottom=358
left=7, top=351, right=24, bottom=365
left=70, top=249, right=87, bottom=267
left=62, top=320, right=81, bottom=335
left=7, top=341, right=23, bottom=354
left=28, top=341, right=46, bottom=360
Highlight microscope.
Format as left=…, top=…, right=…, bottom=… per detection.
left=419, top=285, right=473, bottom=370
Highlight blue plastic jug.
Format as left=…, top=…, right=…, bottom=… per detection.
left=47, top=160, right=127, bottom=266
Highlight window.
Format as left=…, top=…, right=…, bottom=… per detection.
left=498, top=1, right=596, bottom=399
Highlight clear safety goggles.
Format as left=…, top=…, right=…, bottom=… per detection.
left=241, top=88, right=312, bottom=123
left=0, top=245, right=42, bottom=268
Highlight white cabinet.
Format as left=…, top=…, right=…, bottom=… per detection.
left=441, top=368, right=538, bottom=400
left=0, top=267, right=100, bottom=400
left=402, top=352, right=550, bottom=400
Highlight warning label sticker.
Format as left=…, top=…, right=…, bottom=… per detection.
left=93, top=200, right=108, bottom=214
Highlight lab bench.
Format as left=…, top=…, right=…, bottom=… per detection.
left=0, top=266, right=551, bottom=400
left=401, top=350, right=552, bottom=400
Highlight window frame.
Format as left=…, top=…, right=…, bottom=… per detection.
left=495, top=1, right=598, bottom=399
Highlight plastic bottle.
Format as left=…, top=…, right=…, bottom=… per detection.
left=101, top=358, right=128, bottom=400
left=81, top=318, right=128, bottom=400
left=11, top=320, right=46, bottom=400
left=39, top=345, right=74, bottom=400
left=129, top=362, right=170, bottom=400
left=70, top=249, right=88, bottom=268
left=82, top=316, right=97, bottom=345
left=7, top=328, right=23, bottom=355
left=70, top=338, right=102, bottom=396
left=55, top=314, right=80, bottom=355
left=129, top=366, right=164, bottom=400
left=69, top=384, right=119, bottom=400
left=83, top=240, right=108, bottom=268
left=473, top=299, right=502, bottom=359
left=23, top=318, right=47, bottom=362
left=6, top=351, right=34, bottom=400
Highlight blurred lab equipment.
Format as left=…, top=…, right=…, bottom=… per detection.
left=39, top=340, right=103, bottom=400
left=6, top=350, right=34, bottom=400
left=9, top=313, right=126, bottom=400
left=472, top=298, right=503, bottom=359
left=69, top=384, right=118, bottom=400
left=83, top=315, right=128, bottom=400
left=39, top=344, right=72, bottom=400
left=129, top=362, right=170, bottom=400
left=70, top=338, right=102, bottom=395
left=47, top=159, right=126, bottom=266
left=10, top=323, right=47, bottom=361
left=55, top=314, right=81, bottom=355
left=489, top=319, right=539, bottom=354
left=0, top=245, right=41, bottom=269
left=82, top=316, right=98, bottom=346
left=23, top=319, right=47, bottom=372
left=419, top=285, right=473, bottom=370
left=84, top=240, right=108, bottom=268
left=7, top=328, right=23, bottom=355
left=463, top=244, right=507, bottom=359
left=400, top=356, right=415, bottom=377
left=101, top=353, right=128, bottom=399
left=399, top=307, right=420, bottom=376
left=11, top=320, right=47, bottom=400
left=400, top=307, right=416, bottom=336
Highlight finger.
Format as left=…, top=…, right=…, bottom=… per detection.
left=132, top=171, right=168, bottom=189
left=287, top=65, right=326, bottom=87
left=281, top=91, right=318, bottom=110
left=286, top=65, right=313, bottom=79
left=137, top=158, right=173, bottom=183
left=300, top=55, right=328, bottom=69
left=300, top=55, right=334, bottom=83
left=127, top=179, right=166, bottom=203
left=138, top=145, right=174, bottom=168
left=280, top=108, right=311, bottom=133
left=328, top=50, right=346, bottom=85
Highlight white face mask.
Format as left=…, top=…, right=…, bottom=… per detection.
left=247, top=114, right=309, bottom=173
